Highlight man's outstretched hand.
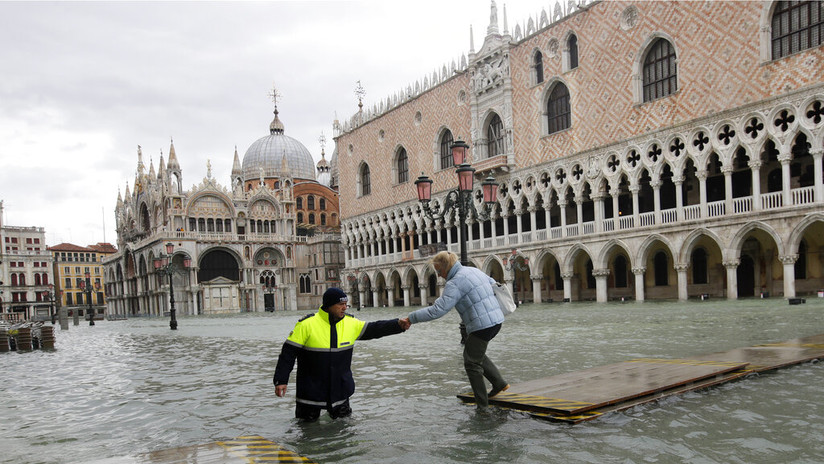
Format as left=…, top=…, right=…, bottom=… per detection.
left=399, top=317, right=411, bottom=331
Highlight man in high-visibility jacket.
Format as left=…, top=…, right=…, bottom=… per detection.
left=273, top=287, right=410, bottom=421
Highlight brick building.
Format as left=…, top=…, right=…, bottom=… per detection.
left=333, top=0, right=824, bottom=306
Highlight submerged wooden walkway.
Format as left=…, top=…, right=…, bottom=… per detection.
left=458, top=333, right=824, bottom=424
left=89, top=435, right=316, bottom=464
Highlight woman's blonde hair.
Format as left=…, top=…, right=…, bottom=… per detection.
left=431, top=251, right=459, bottom=273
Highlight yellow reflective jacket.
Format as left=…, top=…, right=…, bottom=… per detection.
left=273, top=308, right=402, bottom=407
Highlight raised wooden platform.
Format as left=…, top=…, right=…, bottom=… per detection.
left=88, top=435, right=316, bottom=464
left=458, top=333, right=824, bottom=424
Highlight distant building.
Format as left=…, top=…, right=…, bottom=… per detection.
left=103, top=104, right=343, bottom=316
left=0, top=201, right=54, bottom=322
left=48, top=242, right=117, bottom=321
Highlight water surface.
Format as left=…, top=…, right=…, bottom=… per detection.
left=2, top=299, right=824, bottom=463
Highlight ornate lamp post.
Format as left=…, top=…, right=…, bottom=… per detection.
left=80, top=272, right=100, bottom=326
left=415, top=140, right=499, bottom=266
left=153, top=242, right=191, bottom=330
left=43, top=284, right=55, bottom=325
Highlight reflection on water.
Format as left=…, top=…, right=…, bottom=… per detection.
left=2, top=299, right=824, bottom=463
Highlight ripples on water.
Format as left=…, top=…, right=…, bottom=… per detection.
left=2, top=299, right=824, bottom=463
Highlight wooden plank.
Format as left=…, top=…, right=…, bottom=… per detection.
left=459, top=333, right=824, bottom=423
left=86, top=435, right=316, bottom=464
left=459, top=359, right=748, bottom=415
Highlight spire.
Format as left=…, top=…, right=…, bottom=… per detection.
left=124, top=182, right=131, bottom=199
left=148, top=156, right=156, bottom=180
left=136, top=145, right=145, bottom=176
left=487, top=0, right=499, bottom=36
left=232, top=146, right=241, bottom=176
left=158, top=150, right=166, bottom=179
left=470, top=24, right=475, bottom=54
left=316, top=132, right=330, bottom=173
left=167, top=137, right=180, bottom=171
left=269, top=85, right=285, bottom=134
left=503, top=3, right=509, bottom=35
left=117, top=188, right=123, bottom=206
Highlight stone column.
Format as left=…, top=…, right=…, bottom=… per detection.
left=651, top=180, right=661, bottom=220
left=528, top=206, right=537, bottom=236
left=592, top=194, right=604, bottom=232
left=780, top=254, right=798, bottom=298
left=723, top=166, right=733, bottom=214
left=558, top=200, right=568, bottom=236
left=781, top=157, right=792, bottom=206
left=675, top=263, right=689, bottom=301
left=813, top=149, right=823, bottom=203
left=632, top=267, right=646, bottom=302
left=562, top=272, right=573, bottom=302
left=631, top=186, right=640, bottom=227
left=674, top=177, right=684, bottom=221
left=698, top=169, right=708, bottom=218
left=575, top=197, right=583, bottom=230
left=502, top=212, right=510, bottom=238
left=402, top=285, right=410, bottom=307
left=359, top=290, right=366, bottom=308
left=724, top=260, right=739, bottom=300
left=387, top=288, right=395, bottom=307
left=515, top=208, right=523, bottom=238
left=531, top=275, right=543, bottom=304
left=593, top=268, right=610, bottom=303
left=419, top=285, right=428, bottom=306
left=750, top=160, right=762, bottom=211
left=371, top=287, right=379, bottom=308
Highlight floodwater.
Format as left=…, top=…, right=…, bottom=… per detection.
left=2, top=298, right=824, bottom=464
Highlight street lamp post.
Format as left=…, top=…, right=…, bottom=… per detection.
left=80, top=272, right=99, bottom=326
left=415, top=140, right=499, bottom=266
left=43, top=284, right=55, bottom=325
left=153, top=242, right=191, bottom=330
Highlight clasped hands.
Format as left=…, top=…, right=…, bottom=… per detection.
left=398, top=317, right=411, bottom=331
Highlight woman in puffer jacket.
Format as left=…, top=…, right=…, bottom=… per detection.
left=404, top=251, right=509, bottom=408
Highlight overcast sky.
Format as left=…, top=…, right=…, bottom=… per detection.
left=0, top=0, right=559, bottom=248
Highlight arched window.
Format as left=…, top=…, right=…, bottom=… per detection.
left=692, top=248, right=708, bottom=284
left=487, top=114, right=505, bottom=158
left=585, top=259, right=596, bottom=289
left=319, top=198, right=326, bottom=210
left=10, top=274, right=17, bottom=286
left=796, top=240, right=808, bottom=280
left=321, top=214, right=327, bottom=226
left=35, top=273, right=42, bottom=286
left=440, top=130, right=454, bottom=170
left=772, top=1, right=824, bottom=59
left=296, top=197, right=303, bottom=209
left=396, top=147, right=409, bottom=184
left=533, top=50, right=544, bottom=84
left=547, top=83, right=571, bottom=134
left=297, top=212, right=304, bottom=223
left=567, top=34, right=578, bottom=69
left=307, top=195, right=315, bottom=210
left=309, top=213, right=315, bottom=225
left=360, top=164, right=371, bottom=196
left=654, top=251, right=669, bottom=286
left=643, top=38, right=677, bottom=102
left=614, top=255, right=628, bottom=288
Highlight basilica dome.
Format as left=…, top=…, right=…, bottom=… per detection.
left=242, top=110, right=316, bottom=182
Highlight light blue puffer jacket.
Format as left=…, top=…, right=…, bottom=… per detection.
left=408, top=262, right=504, bottom=334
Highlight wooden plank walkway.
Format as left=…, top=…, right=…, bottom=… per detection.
left=87, top=435, right=316, bottom=464
left=458, top=333, right=824, bottom=424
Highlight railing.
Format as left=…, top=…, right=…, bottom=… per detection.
left=550, top=227, right=562, bottom=239
left=521, top=232, right=533, bottom=244
left=762, top=191, right=782, bottom=210
left=661, top=208, right=677, bottom=224
left=566, top=224, right=579, bottom=237
left=684, top=204, right=701, bottom=221
left=619, top=216, right=634, bottom=229
left=536, top=230, right=547, bottom=241
left=496, top=237, right=506, bottom=247
left=707, top=200, right=725, bottom=218
left=603, top=218, right=615, bottom=232
left=639, top=212, right=656, bottom=227
left=582, top=221, right=595, bottom=235
left=793, top=186, right=815, bottom=205
left=733, top=197, right=752, bottom=214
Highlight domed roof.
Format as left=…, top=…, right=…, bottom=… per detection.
left=242, top=109, right=316, bottom=182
